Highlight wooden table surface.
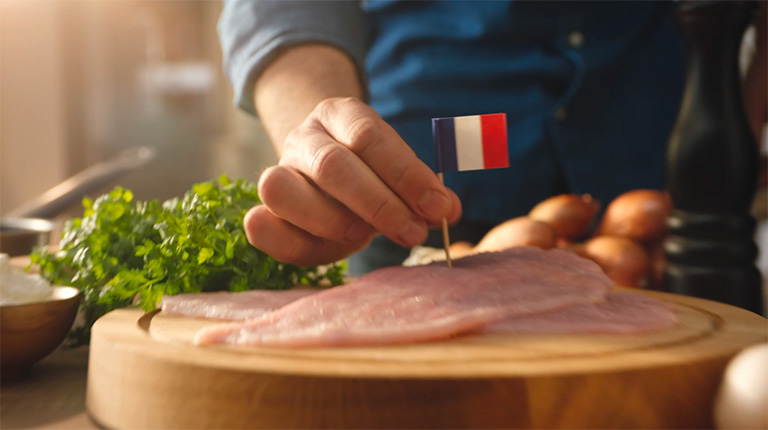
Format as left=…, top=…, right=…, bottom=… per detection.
left=1, top=347, right=96, bottom=429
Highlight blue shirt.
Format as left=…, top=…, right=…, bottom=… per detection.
left=219, top=0, right=684, bottom=241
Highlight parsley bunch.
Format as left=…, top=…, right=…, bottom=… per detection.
left=31, top=175, right=345, bottom=346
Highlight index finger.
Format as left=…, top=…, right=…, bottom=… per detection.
left=313, top=98, right=461, bottom=225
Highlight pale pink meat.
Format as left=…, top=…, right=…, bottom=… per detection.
left=484, top=291, right=677, bottom=334
left=161, top=289, right=318, bottom=320
left=194, top=247, right=613, bottom=348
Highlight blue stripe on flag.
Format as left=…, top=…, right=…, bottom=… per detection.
left=432, top=118, right=458, bottom=173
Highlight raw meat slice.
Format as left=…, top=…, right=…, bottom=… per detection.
left=194, top=247, right=613, bottom=348
left=484, top=292, right=677, bottom=334
left=161, top=289, right=318, bottom=320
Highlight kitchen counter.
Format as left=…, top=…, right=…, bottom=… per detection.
left=1, top=347, right=95, bottom=429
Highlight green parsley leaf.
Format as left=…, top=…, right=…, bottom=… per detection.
left=30, top=176, right=345, bottom=346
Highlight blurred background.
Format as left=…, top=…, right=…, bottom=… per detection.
left=1, top=0, right=277, bottom=216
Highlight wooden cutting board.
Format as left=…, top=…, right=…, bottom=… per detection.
left=86, top=289, right=767, bottom=429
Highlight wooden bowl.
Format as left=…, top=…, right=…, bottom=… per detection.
left=0, top=286, right=81, bottom=380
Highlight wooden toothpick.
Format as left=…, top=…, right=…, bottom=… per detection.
left=438, top=173, right=452, bottom=268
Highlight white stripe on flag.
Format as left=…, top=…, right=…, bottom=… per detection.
left=454, top=115, right=484, bottom=171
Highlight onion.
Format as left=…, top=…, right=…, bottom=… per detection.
left=449, top=241, right=475, bottom=259
left=595, top=190, right=672, bottom=244
left=556, top=237, right=575, bottom=249
left=647, top=242, right=666, bottom=290
left=474, top=217, right=557, bottom=253
left=529, top=194, right=600, bottom=240
left=578, top=236, right=650, bottom=288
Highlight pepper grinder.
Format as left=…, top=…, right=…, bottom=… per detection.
left=664, top=0, right=763, bottom=314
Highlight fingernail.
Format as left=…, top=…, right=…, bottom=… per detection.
left=345, top=221, right=371, bottom=243
left=418, top=190, right=450, bottom=219
left=397, top=219, right=427, bottom=247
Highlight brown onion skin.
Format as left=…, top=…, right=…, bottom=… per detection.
left=449, top=241, right=475, bottom=259
left=474, top=216, right=557, bottom=253
left=529, top=194, right=601, bottom=240
left=556, top=237, right=575, bottom=250
left=578, top=236, right=651, bottom=288
left=647, top=241, right=666, bottom=290
left=595, top=189, right=672, bottom=244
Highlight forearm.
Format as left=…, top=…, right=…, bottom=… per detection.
left=254, top=44, right=365, bottom=155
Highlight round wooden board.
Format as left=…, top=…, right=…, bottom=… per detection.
left=86, top=289, right=767, bottom=429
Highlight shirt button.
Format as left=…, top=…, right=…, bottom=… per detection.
left=568, top=31, right=584, bottom=49
left=555, top=107, right=568, bottom=121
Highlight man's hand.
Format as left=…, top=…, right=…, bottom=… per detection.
left=246, top=97, right=462, bottom=266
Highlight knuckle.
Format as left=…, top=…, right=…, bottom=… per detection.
left=314, top=212, right=345, bottom=237
left=319, top=225, right=347, bottom=244
left=281, top=129, right=300, bottom=155
left=344, top=116, right=379, bottom=155
left=314, top=97, right=356, bottom=117
left=277, top=240, right=306, bottom=265
left=385, top=161, right=412, bottom=191
left=338, top=96, right=363, bottom=105
left=365, top=196, right=396, bottom=226
left=309, top=144, right=348, bottom=185
left=281, top=126, right=311, bottom=159
left=314, top=97, right=338, bottom=113
left=338, top=97, right=365, bottom=115
left=320, top=96, right=361, bottom=110
left=243, top=207, right=269, bottom=247
left=313, top=96, right=368, bottom=128
left=257, top=166, right=288, bottom=205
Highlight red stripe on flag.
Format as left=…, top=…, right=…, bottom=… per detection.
left=480, top=113, right=508, bottom=169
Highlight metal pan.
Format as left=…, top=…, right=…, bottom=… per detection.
left=1, top=147, right=155, bottom=256
left=4, top=147, right=155, bottom=219
left=0, top=218, right=54, bottom=257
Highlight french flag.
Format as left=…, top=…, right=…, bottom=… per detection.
left=432, top=113, right=509, bottom=173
